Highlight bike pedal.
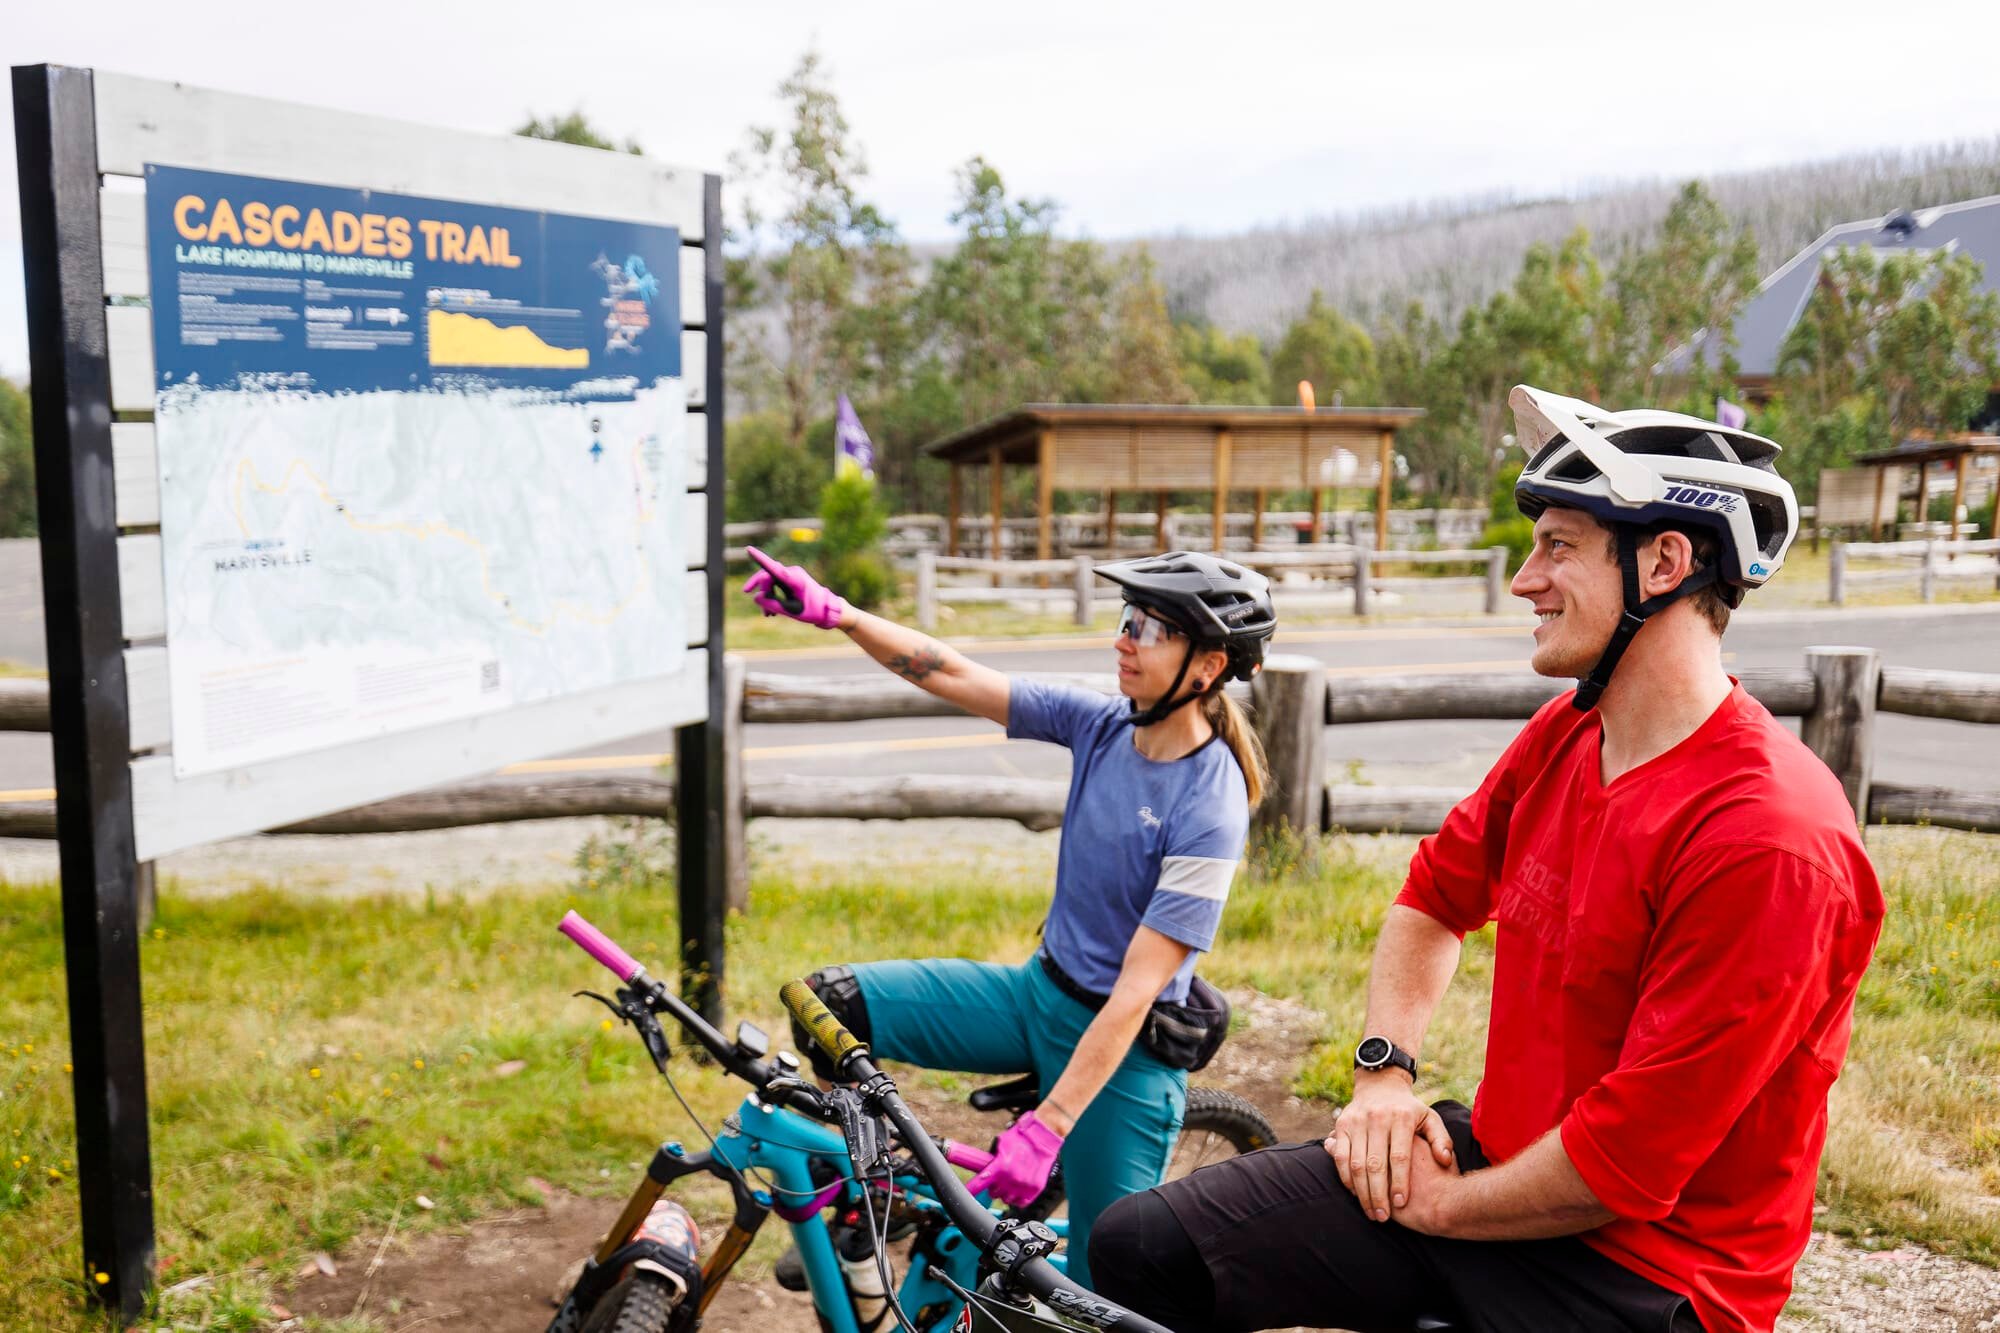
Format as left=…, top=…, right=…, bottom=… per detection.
left=774, top=1244, right=809, bottom=1292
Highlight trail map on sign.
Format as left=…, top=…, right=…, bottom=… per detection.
left=145, top=165, right=690, bottom=778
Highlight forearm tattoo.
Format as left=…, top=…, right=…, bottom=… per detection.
left=887, top=644, right=949, bottom=683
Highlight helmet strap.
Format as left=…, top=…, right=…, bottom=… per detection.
left=1125, top=641, right=1209, bottom=728
left=1572, top=527, right=1721, bottom=712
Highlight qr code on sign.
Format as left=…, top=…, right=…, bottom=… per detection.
left=481, top=661, right=501, bottom=692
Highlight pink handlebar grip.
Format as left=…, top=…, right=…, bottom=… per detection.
left=943, top=1140, right=995, bottom=1174
left=559, top=910, right=643, bottom=983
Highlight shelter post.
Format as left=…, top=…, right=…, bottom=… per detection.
left=989, top=445, right=1004, bottom=582
left=1036, top=428, right=1054, bottom=562
left=1916, top=460, right=1929, bottom=536
left=1375, top=429, right=1394, bottom=550
left=1252, top=488, right=1267, bottom=547
left=1154, top=491, right=1168, bottom=550
left=1310, top=485, right=1324, bottom=543
left=946, top=464, right=961, bottom=557
left=1102, top=488, right=1117, bottom=554
left=1952, top=453, right=1969, bottom=544
left=1212, top=428, right=1233, bottom=553
left=15, top=62, right=156, bottom=1317
left=1870, top=466, right=1886, bottom=541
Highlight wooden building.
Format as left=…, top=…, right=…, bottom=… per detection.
left=1850, top=436, right=2000, bottom=540
left=924, top=404, right=1424, bottom=558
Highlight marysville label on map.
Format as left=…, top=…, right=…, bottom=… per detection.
left=144, top=164, right=689, bottom=778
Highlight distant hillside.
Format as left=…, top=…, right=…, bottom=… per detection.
left=1133, top=139, right=2000, bottom=339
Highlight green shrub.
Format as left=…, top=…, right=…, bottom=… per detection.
left=1482, top=516, right=1535, bottom=572
left=725, top=413, right=825, bottom=522
left=818, top=471, right=893, bottom=609
left=824, top=550, right=894, bottom=610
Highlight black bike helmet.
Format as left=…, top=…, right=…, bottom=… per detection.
left=1096, top=552, right=1277, bottom=726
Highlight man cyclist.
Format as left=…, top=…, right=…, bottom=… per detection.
left=1091, top=387, right=1884, bottom=1333
left=741, top=546, right=1276, bottom=1288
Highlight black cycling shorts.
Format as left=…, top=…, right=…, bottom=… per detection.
left=1090, top=1101, right=1702, bottom=1333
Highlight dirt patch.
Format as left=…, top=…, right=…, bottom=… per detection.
left=283, top=989, right=1324, bottom=1331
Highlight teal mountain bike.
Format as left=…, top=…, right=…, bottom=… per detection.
left=545, top=911, right=1274, bottom=1333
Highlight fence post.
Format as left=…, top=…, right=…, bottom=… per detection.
left=1353, top=547, right=1372, bottom=616
left=916, top=549, right=938, bottom=631
left=1920, top=540, right=1937, bottom=603
left=1072, top=554, right=1093, bottom=627
left=1829, top=541, right=1846, bottom=606
left=722, top=654, right=749, bottom=913
left=1251, top=655, right=1328, bottom=837
left=1801, top=646, right=1881, bottom=827
left=1484, top=546, right=1507, bottom=614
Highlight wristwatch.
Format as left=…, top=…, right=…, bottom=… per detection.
left=1353, top=1036, right=1417, bottom=1079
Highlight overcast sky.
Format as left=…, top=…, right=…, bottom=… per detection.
left=5, top=0, right=2000, bottom=377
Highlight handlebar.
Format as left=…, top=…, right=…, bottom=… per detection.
left=780, top=980, right=1174, bottom=1333
left=559, top=910, right=644, bottom=984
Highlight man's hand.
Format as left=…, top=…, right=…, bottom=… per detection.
left=1324, top=1072, right=1454, bottom=1222
left=1387, top=1129, right=1462, bottom=1235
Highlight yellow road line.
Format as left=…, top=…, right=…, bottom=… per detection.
left=0, top=787, right=53, bottom=801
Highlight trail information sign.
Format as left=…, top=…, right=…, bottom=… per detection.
left=146, top=166, right=691, bottom=776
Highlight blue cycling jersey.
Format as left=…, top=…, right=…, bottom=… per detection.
left=1007, top=678, right=1247, bottom=1003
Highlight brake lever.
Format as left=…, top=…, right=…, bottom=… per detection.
left=761, top=1075, right=831, bottom=1118
left=576, top=988, right=673, bottom=1074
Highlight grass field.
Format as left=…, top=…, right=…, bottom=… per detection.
left=2, top=824, right=1997, bottom=1329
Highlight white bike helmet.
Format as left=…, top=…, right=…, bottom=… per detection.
left=1509, top=385, right=1800, bottom=709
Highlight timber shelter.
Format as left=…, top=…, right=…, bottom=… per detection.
left=924, top=404, right=1424, bottom=558
left=1850, top=436, right=2000, bottom=540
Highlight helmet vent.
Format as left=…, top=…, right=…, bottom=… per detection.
left=1549, top=454, right=1601, bottom=483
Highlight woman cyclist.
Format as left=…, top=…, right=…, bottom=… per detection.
left=740, top=545, right=1275, bottom=1289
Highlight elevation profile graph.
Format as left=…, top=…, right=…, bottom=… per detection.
left=426, top=308, right=589, bottom=370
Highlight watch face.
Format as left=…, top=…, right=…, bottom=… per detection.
left=1356, top=1036, right=1391, bottom=1067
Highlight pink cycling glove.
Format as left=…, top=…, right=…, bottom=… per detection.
left=741, top=545, right=850, bottom=631
left=965, top=1110, right=1065, bottom=1209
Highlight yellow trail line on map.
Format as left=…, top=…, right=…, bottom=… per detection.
left=231, top=456, right=654, bottom=637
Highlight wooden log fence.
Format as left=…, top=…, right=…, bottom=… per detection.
left=1829, top=537, right=2000, bottom=605
left=0, top=649, right=1995, bottom=899
left=914, top=546, right=1508, bottom=630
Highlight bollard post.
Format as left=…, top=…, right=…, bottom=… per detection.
left=1250, top=655, right=1329, bottom=838
left=1829, top=541, right=1846, bottom=606
left=1801, top=646, right=1881, bottom=828
left=1353, top=547, right=1372, bottom=616
left=1920, top=540, right=1937, bottom=603
left=1072, top=554, right=1093, bottom=627
left=722, top=655, right=749, bottom=913
left=916, top=549, right=938, bottom=631
left=1484, top=546, right=1507, bottom=614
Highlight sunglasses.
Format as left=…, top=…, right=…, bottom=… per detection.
left=1118, top=604, right=1186, bottom=648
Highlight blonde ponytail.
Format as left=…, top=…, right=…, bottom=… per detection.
left=1202, top=690, right=1268, bottom=811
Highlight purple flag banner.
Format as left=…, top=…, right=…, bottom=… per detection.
left=1715, top=397, right=1748, bottom=430
left=835, top=393, right=875, bottom=479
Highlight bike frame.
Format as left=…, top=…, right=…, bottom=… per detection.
left=582, top=1086, right=1070, bottom=1333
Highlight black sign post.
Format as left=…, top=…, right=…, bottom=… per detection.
left=12, top=63, right=156, bottom=1319
left=675, top=173, right=728, bottom=1025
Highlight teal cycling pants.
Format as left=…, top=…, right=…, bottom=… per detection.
left=850, top=956, right=1187, bottom=1291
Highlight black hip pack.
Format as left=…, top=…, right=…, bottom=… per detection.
left=1038, top=951, right=1231, bottom=1073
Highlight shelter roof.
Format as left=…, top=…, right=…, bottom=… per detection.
left=1852, top=435, right=2000, bottom=468
left=925, top=403, right=1424, bottom=466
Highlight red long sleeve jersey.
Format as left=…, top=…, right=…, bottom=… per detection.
left=1396, top=684, right=1882, bottom=1333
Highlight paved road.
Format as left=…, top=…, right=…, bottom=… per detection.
left=439, top=603, right=2000, bottom=799
left=0, top=521, right=1992, bottom=797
